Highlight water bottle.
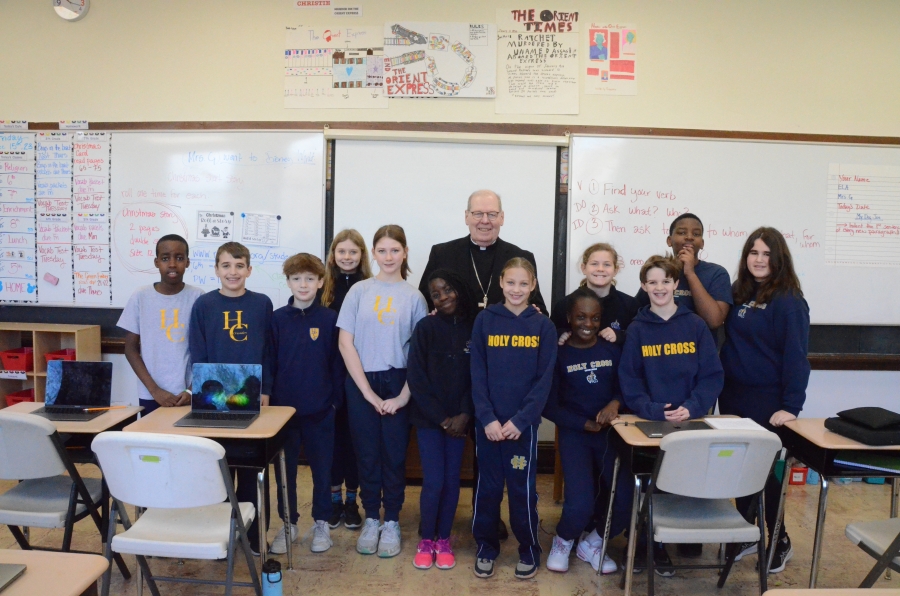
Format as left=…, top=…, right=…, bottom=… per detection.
left=262, top=558, right=282, bottom=596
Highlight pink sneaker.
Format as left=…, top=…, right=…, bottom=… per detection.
left=434, top=537, right=456, bottom=570
left=413, top=539, right=435, bottom=569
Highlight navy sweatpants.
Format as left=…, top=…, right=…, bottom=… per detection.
left=417, top=427, right=466, bottom=540
left=346, top=368, right=410, bottom=523
left=556, top=426, right=633, bottom=542
left=472, top=423, right=540, bottom=565
left=274, top=408, right=335, bottom=524
left=330, top=399, right=359, bottom=491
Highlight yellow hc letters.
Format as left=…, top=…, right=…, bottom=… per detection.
left=373, top=296, right=396, bottom=325
left=223, top=311, right=248, bottom=342
left=160, top=309, right=185, bottom=342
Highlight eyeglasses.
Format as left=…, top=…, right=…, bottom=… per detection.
left=468, top=211, right=501, bottom=221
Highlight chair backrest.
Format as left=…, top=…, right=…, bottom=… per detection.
left=656, top=430, right=782, bottom=499
left=0, top=412, right=66, bottom=480
left=92, top=432, right=228, bottom=509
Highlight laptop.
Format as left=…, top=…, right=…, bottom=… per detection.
left=174, top=363, right=262, bottom=429
left=636, top=420, right=712, bottom=439
left=32, top=360, right=112, bottom=422
left=0, top=564, right=26, bottom=593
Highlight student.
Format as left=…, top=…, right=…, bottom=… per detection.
left=544, top=288, right=630, bottom=575
left=470, top=257, right=557, bottom=580
left=337, top=225, right=427, bottom=558
left=550, top=242, right=638, bottom=345
left=118, top=234, right=204, bottom=415
left=321, top=229, right=372, bottom=530
left=636, top=214, right=732, bottom=330
left=408, top=269, right=476, bottom=571
left=189, top=241, right=274, bottom=555
left=269, top=253, right=344, bottom=555
left=619, top=254, right=724, bottom=575
left=719, top=227, right=809, bottom=574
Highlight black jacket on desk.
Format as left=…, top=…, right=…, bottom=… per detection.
left=418, top=235, right=547, bottom=315
left=270, top=299, right=345, bottom=423
left=550, top=285, right=639, bottom=345
left=407, top=312, right=475, bottom=430
left=189, top=289, right=274, bottom=394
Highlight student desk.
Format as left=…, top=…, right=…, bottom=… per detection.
left=0, top=549, right=109, bottom=596
left=123, top=405, right=296, bottom=569
left=778, top=418, right=900, bottom=588
left=764, top=591, right=900, bottom=596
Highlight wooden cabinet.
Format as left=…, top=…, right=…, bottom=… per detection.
left=0, top=323, right=101, bottom=405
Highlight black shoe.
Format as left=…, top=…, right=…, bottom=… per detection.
left=733, top=541, right=758, bottom=562
left=768, top=536, right=793, bottom=574
left=343, top=501, right=362, bottom=529
left=514, top=559, right=537, bottom=579
left=474, top=557, right=495, bottom=578
left=498, top=519, right=509, bottom=542
left=653, top=544, right=675, bottom=577
left=327, top=501, right=343, bottom=529
left=676, top=543, right=702, bottom=558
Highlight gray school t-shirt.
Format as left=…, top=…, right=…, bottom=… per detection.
left=336, top=278, right=427, bottom=372
left=117, top=284, right=205, bottom=402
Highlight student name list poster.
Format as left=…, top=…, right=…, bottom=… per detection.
left=285, top=26, right=388, bottom=109
left=382, top=22, right=497, bottom=98
left=585, top=23, right=637, bottom=95
left=496, top=8, right=579, bottom=114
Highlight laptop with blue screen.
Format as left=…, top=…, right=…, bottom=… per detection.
left=174, top=363, right=262, bottom=429
left=32, top=360, right=112, bottom=422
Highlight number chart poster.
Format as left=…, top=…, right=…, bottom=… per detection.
left=383, top=22, right=497, bottom=98
left=585, top=23, right=637, bottom=95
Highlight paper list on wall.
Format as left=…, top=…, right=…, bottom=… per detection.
left=240, top=212, right=280, bottom=246
left=495, top=9, right=579, bottom=114
left=825, top=163, right=900, bottom=267
left=0, top=133, right=37, bottom=302
left=585, top=23, right=637, bottom=95
left=72, top=132, right=111, bottom=304
left=36, top=132, right=74, bottom=303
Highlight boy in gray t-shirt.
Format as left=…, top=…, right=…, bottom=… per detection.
left=117, top=235, right=204, bottom=414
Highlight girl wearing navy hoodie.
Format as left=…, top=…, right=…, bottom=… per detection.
left=408, top=268, right=475, bottom=571
left=470, top=257, right=557, bottom=580
left=719, top=227, right=809, bottom=574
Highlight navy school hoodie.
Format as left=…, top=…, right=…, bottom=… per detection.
left=544, top=340, right=622, bottom=432
left=550, top=284, right=639, bottom=345
left=470, top=303, right=558, bottom=430
left=407, top=312, right=474, bottom=430
left=619, top=304, right=723, bottom=421
left=719, top=289, right=810, bottom=419
left=270, top=299, right=345, bottom=421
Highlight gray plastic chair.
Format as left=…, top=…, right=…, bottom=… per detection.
left=845, top=517, right=900, bottom=587
left=640, top=429, right=782, bottom=596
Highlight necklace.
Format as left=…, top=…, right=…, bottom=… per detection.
left=469, top=248, right=494, bottom=309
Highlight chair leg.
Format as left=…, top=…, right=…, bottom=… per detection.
left=134, top=555, right=161, bottom=596
left=8, top=526, right=31, bottom=550
left=101, top=500, right=119, bottom=596
left=717, top=543, right=737, bottom=588
left=62, top=482, right=78, bottom=551
left=225, top=517, right=237, bottom=596
left=757, top=494, right=768, bottom=594
left=647, top=493, right=655, bottom=596
left=859, top=528, right=900, bottom=588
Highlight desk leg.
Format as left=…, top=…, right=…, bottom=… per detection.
left=809, top=475, right=830, bottom=589
left=888, top=478, right=899, bottom=581
left=278, top=450, right=293, bottom=571
left=258, top=469, right=268, bottom=566
left=767, top=455, right=791, bottom=575
left=623, top=475, right=642, bottom=596
left=597, top=455, right=620, bottom=577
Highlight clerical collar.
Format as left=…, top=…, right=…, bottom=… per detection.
left=470, top=237, right=498, bottom=251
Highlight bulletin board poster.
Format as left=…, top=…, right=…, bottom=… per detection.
left=585, top=23, right=637, bottom=95
left=495, top=8, right=580, bottom=115
left=284, top=26, right=388, bottom=109
left=382, top=22, right=497, bottom=98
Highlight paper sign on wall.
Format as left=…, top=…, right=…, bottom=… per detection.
left=197, top=211, right=235, bottom=243
left=585, top=23, right=637, bottom=95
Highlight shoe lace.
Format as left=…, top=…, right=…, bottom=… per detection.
left=550, top=537, right=569, bottom=555
left=417, top=539, right=435, bottom=554
left=382, top=522, right=399, bottom=543
left=313, top=522, right=329, bottom=542
left=435, top=537, right=453, bottom=554
left=361, top=519, right=380, bottom=539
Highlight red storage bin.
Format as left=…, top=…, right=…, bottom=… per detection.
left=0, top=347, right=34, bottom=372
left=789, top=466, right=808, bottom=485
left=45, top=349, right=76, bottom=363
left=5, top=389, right=35, bottom=407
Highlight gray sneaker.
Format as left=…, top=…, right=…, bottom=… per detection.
left=310, top=520, right=333, bottom=553
left=378, top=520, right=401, bottom=558
left=356, top=518, right=381, bottom=554
left=269, top=523, right=297, bottom=555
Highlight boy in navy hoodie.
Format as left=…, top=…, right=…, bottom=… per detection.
left=189, top=241, right=274, bottom=555
left=269, top=253, right=344, bottom=556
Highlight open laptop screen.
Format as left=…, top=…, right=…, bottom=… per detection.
left=190, top=363, right=262, bottom=412
left=45, top=361, right=112, bottom=407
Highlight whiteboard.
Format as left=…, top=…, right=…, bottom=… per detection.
left=334, top=140, right=557, bottom=295
left=110, top=132, right=325, bottom=308
left=568, top=135, right=900, bottom=325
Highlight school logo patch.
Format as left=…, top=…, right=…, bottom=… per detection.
left=310, top=327, right=320, bottom=341
left=510, top=455, right=527, bottom=470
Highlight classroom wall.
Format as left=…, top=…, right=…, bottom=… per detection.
left=3, top=1, right=899, bottom=136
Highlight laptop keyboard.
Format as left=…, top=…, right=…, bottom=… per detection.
left=186, top=411, right=258, bottom=420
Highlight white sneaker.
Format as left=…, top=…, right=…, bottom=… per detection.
left=547, top=535, right=574, bottom=572
left=577, top=531, right=617, bottom=574
left=269, top=523, right=298, bottom=555
left=310, top=520, right=333, bottom=553
left=357, top=518, right=381, bottom=554
left=378, top=521, right=401, bottom=558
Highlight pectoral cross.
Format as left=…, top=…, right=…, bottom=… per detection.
left=479, top=295, right=488, bottom=309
